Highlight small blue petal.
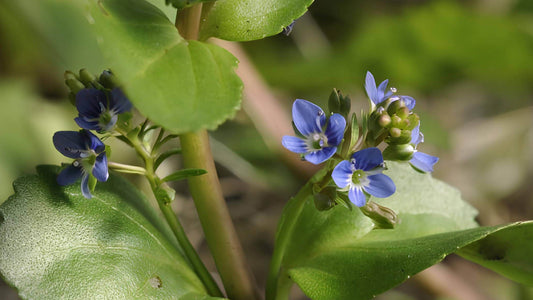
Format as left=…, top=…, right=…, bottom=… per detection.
left=410, top=152, right=439, bottom=173
left=76, top=88, right=107, bottom=119
left=74, top=116, right=99, bottom=131
left=400, top=96, right=416, bottom=110
left=81, top=173, right=92, bottom=199
left=83, top=130, right=105, bottom=153
left=304, top=147, right=337, bottom=165
left=324, top=113, right=346, bottom=146
left=332, top=160, right=353, bottom=188
left=93, top=153, right=109, bottom=182
left=292, top=99, right=326, bottom=136
left=376, top=79, right=389, bottom=104
left=349, top=187, right=366, bottom=207
left=365, top=71, right=378, bottom=104
left=410, top=123, right=423, bottom=146
left=110, top=88, right=132, bottom=114
left=351, top=147, right=383, bottom=171
left=365, top=174, right=396, bottom=198
left=282, top=136, right=308, bottom=154
left=57, top=165, right=82, bottom=186
left=53, top=131, right=87, bottom=159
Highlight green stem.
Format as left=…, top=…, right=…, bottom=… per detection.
left=108, top=161, right=146, bottom=175
left=175, top=4, right=258, bottom=299
left=116, top=128, right=223, bottom=297
left=181, top=130, right=259, bottom=300
left=265, top=181, right=313, bottom=300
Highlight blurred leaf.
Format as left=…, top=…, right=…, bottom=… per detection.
left=0, top=166, right=220, bottom=299
left=275, top=162, right=533, bottom=299
left=199, top=0, right=314, bottom=41
left=6, top=1, right=106, bottom=73
left=89, top=0, right=243, bottom=133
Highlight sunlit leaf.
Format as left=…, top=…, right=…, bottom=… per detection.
left=88, top=0, right=242, bottom=133
left=0, top=166, right=220, bottom=299
left=199, top=0, right=314, bottom=41
left=275, top=162, right=533, bottom=299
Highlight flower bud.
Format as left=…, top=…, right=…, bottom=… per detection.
left=378, top=114, right=391, bottom=128
left=391, top=115, right=402, bottom=127
left=65, top=78, right=85, bottom=95
left=99, top=70, right=118, bottom=89
left=405, top=113, right=420, bottom=131
left=387, top=129, right=412, bottom=144
left=383, top=144, right=415, bottom=161
left=79, top=68, right=96, bottom=86
left=396, top=107, right=410, bottom=119
left=328, top=88, right=351, bottom=118
left=387, top=98, right=405, bottom=115
left=389, top=128, right=401, bottom=138
left=360, top=201, right=399, bottom=229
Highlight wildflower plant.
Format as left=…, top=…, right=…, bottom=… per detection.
left=1, top=2, right=533, bottom=300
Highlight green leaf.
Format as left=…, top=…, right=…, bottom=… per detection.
left=458, top=222, right=533, bottom=286
left=199, top=0, right=314, bottom=41
left=162, top=168, right=207, bottom=182
left=276, top=162, right=533, bottom=299
left=0, top=166, right=220, bottom=299
left=88, top=0, right=243, bottom=133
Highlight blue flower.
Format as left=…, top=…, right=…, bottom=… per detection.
left=53, top=130, right=109, bottom=199
left=409, top=124, right=439, bottom=172
left=365, top=71, right=393, bottom=106
left=332, top=148, right=396, bottom=207
left=74, top=87, right=132, bottom=131
left=282, top=99, right=346, bottom=164
left=365, top=71, right=416, bottom=110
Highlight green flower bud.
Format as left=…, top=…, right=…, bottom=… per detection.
left=391, top=115, right=402, bottom=127
left=328, top=88, right=351, bottom=118
left=396, top=107, right=410, bottom=119
left=378, top=114, right=391, bottom=128
left=383, top=144, right=415, bottom=161
left=99, top=70, right=118, bottom=89
left=360, top=201, right=399, bottom=229
left=388, top=129, right=412, bottom=144
left=405, top=113, right=420, bottom=131
left=65, top=78, right=85, bottom=95
left=387, top=99, right=405, bottom=115
left=79, top=68, right=96, bottom=86
left=389, top=127, right=401, bottom=138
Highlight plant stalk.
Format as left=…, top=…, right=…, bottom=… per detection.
left=116, top=128, right=223, bottom=297
left=180, top=131, right=259, bottom=300
left=176, top=5, right=258, bottom=299
left=265, top=181, right=313, bottom=300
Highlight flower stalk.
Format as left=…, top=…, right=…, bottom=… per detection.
left=116, top=127, right=223, bottom=297
left=176, top=5, right=258, bottom=300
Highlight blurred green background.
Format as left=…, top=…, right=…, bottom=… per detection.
left=1, top=0, right=532, bottom=299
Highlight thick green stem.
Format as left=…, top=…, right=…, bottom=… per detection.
left=116, top=128, right=222, bottom=297
left=175, top=4, right=258, bottom=299
left=181, top=131, right=259, bottom=300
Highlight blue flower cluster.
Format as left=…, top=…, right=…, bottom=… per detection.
left=282, top=71, right=439, bottom=208
left=53, top=70, right=132, bottom=198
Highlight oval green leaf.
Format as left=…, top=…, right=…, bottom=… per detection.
left=87, top=0, right=242, bottom=133
left=199, top=0, right=314, bottom=41
left=0, top=166, right=220, bottom=299
left=276, top=162, right=533, bottom=299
